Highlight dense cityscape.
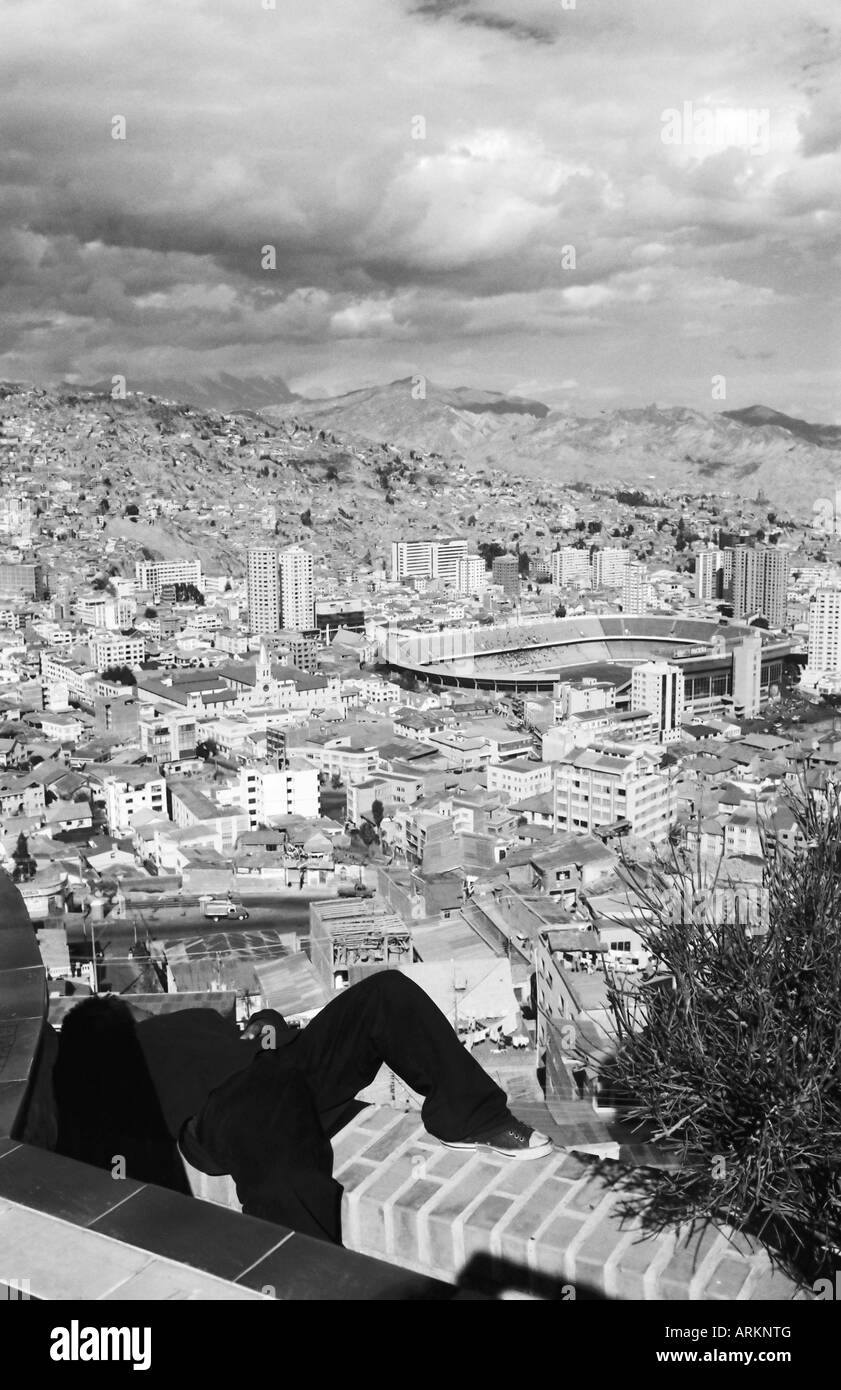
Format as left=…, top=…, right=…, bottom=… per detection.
left=0, top=374, right=839, bottom=1305
left=0, top=0, right=837, bottom=1340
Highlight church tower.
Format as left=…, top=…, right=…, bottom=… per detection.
left=255, top=637, right=273, bottom=699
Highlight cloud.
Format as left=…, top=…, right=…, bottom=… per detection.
left=0, top=0, right=836, bottom=415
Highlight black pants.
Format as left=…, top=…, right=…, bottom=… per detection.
left=192, top=971, right=509, bottom=1244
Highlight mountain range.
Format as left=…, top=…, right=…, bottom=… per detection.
left=31, top=372, right=841, bottom=513
left=265, top=380, right=839, bottom=512
left=69, top=373, right=300, bottom=414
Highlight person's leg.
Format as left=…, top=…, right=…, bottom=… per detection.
left=286, top=971, right=510, bottom=1142
left=192, top=1053, right=343, bottom=1244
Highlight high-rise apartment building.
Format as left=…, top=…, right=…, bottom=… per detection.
left=695, top=547, right=725, bottom=602
left=246, top=547, right=280, bottom=635
left=279, top=546, right=315, bottom=630
left=552, top=547, right=591, bottom=589
left=729, top=545, right=789, bottom=629
left=591, top=547, right=629, bottom=589
left=630, top=660, right=685, bottom=742
left=732, top=631, right=763, bottom=717
left=806, top=589, right=841, bottom=679
left=621, top=562, right=649, bottom=615
left=492, top=554, right=520, bottom=597
left=390, top=538, right=468, bottom=585
left=391, top=541, right=435, bottom=581
left=456, top=555, right=485, bottom=594
left=435, top=540, right=469, bottom=588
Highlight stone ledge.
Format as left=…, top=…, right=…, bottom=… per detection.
left=184, top=1104, right=809, bottom=1299
left=0, top=1139, right=454, bottom=1301
left=0, top=1197, right=272, bottom=1301
left=332, top=1108, right=808, bottom=1299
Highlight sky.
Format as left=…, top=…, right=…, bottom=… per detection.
left=0, top=0, right=839, bottom=416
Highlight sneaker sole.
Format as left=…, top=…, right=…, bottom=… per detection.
left=440, top=1139, right=554, bottom=1161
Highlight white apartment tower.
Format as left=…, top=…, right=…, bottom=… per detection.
left=622, top=562, right=649, bottom=615
left=732, top=630, right=763, bottom=717
left=391, top=541, right=435, bottom=581
left=552, top=547, right=591, bottom=589
left=279, top=546, right=315, bottom=630
left=730, top=545, right=789, bottom=630
left=591, top=547, right=629, bottom=589
left=435, top=539, right=469, bottom=588
left=456, top=555, right=485, bottom=594
left=695, top=547, right=724, bottom=602
left=247, top=546, right=280, bottom=635
left=630, top=660, right=685, bottom=743
left=390, top=539, right=467, bottom=584
left=807, top=589, right=841, bottom=679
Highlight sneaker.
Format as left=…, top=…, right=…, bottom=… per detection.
left=441, top=1117, right=554, bottom=1161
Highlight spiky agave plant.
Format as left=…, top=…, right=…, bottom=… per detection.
left=606, top=778, right=841, bottom=1281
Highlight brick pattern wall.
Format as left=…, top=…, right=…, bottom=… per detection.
left=331, top=1107, right=809, bottom=1300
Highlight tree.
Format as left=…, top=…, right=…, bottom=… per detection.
left=477, top=541, right=506, bottom=570
left=554, top=603, right=567, bottom=618
left=196, top=738, right=219, bottom=761
left=371, top=799, right=385, bottom=831
left=517, top=551, right=530, bottom=577
left=144, top=606, right=157, bottom=618
left=97, top=498, right=109, bottom=514
left=300, top=508, right=313, bottom=528
left=605, top=786, right=841, bottom=1282
left=174, top=582, right=205, bottom=606
left=124, top=503, right=139, bottom=517
left=101, top=665, right=135, bottom=686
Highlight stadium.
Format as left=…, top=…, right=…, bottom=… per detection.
left=384, top=614, right=797, bottom=703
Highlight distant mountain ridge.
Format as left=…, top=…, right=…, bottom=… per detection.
left=8, top=374, right=839, bottom=513
left=66, top=372, right=300, bottom=414
left=721, top=404, right=841, bottom=450
left=263, top=379, right=839, bottom=511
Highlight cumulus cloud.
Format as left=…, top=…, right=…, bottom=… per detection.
left=0, top=0, right=837, bottom=414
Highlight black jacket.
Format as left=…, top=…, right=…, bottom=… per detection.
left=53, top=1006, right=297, bottom=1193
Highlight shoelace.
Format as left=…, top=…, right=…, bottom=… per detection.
left=497, top=1119, right=533, bottom=1144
